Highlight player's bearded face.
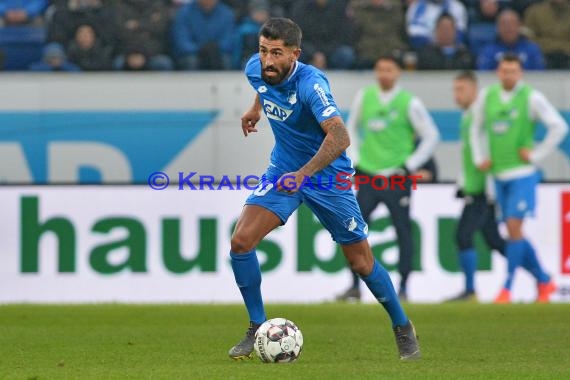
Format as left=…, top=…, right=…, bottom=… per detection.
left=259, top=37, right=300, bottom=85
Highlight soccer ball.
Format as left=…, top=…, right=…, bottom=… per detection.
left=254, top=318, right=304, bottom=363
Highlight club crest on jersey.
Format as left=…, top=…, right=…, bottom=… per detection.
left=258, top=86, right=267, bottom=93
left=263, top=99, right=293, bottom=121
left=344, top=217, right=357, bottom=232
left=287, top=91, right=297, bottom=105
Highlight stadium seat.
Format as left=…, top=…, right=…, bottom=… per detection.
left=0, top=26, right=46, bottom=70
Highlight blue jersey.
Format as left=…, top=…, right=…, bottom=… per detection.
left=245, top=54, right=354, bottom=179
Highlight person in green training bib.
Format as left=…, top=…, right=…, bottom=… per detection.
left=335, top=55, right=440, bottom=302
left=446, top=70, right=540, bottom=302
left=470, top=53, right=568, bottom=303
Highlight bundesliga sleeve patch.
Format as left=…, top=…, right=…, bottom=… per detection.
left=312, top=82, right=339, bottom=120
left=313, top=83, right=331, bottom=107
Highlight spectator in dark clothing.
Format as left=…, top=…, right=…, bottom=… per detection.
left=350, top=0, right=408, bottom=69
left=234, top=0, right=270, bottom=69
left=462, top=0, right=505, bottom=23
left=172, top=0, right=235, bottom=70
left=173, top=0, right=248, bottom=17
left=48, top=0, right=115, bottom=50
left=406, top=0, right=468, bottom=50
left=67, top=24, right=112, bottom=70
left=267, top=0, right=294, bottom=17
left=291, top=0, right=355, bottom=69
left=30, top=42, right=80, bottom=71
left=112, top=0, right=173, bottom=71
left=477, top=9, right=545, bottom=70
left=0, top=0, right=48, bottom=26
left=117, top=44, right=151, bottom=71
left=418, top=13, right=473, bottom=70
left=524, top=0, right=570, bottom=69
left=223, top=0, right=249, bottom=21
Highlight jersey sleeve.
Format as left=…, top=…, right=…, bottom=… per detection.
left=405, top=97, right=440, bottom=172
left=528, top=90, right=569, bottom=163
left=244, top=53, right=261, bottom=89
left=299, top=71, right=342, bottom=124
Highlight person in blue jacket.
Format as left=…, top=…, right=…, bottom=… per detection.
left=29, top=42, right=80, bottom=72
left=477, top=9, right=545, bottom=70
left=172, top=0, right=235, bottom=70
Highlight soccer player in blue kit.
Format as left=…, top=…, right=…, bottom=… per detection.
left=228, top=18, right=420, bottom=361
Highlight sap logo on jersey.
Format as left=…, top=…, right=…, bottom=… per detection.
left=263, top=99, right=293, bottom=121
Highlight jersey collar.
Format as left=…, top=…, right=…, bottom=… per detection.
left=501, top=80, right=523, bottom=95
left=378, top=84, right=401, bottom=104
left=269, top=61, right=300, bottom=88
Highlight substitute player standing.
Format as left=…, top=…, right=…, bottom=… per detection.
left=336, top=55, right=440, bottom=302
left=447, top=70, right=538, bottom=302
left=470, top=54, right=568, bottom=303
left=227, top=18, right=420, bottom=360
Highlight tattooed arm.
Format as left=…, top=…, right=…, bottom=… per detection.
left=276, top=116, right=350, bottom=192
left=299, top=116, right=350, bottom=176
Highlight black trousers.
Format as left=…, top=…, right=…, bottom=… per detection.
left=355, top=168, right=414, bottom=289
left=456, top=194, right=505, bottom=255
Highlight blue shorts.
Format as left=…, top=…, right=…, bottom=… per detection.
left=245, top=166, right=368, bottom=245
left=494, top=172, right=539, bottom=222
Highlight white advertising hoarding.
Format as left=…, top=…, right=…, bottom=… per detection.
left=1, top=184, right=569, bottom=303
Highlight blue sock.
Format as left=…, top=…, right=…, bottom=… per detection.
left=361, top=260, right=408, bottom=327
left=519, top=255, right=536, bottom=278
left=459, top=248, right=477, bottom=293
left=521, top=239, right=550, bottom=283
left=230, top=250, right=266, bottom=324
left=504, top=240, right=525, bottom=290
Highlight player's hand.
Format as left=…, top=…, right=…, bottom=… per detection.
left=519, top=148, right=532, bottom=163
left=276, top=171, right=306, bottom=194
left=477, top=160, right=492, bottom=171
left=455, top=188, right=465, bottom=199
left=412, top=169, right=432, bottom=183
left=241, top=107, right=261, bottom=137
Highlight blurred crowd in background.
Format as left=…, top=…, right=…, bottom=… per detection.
left=0, top=0, right=568, bottom=72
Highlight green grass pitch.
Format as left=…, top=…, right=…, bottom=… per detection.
left=1, top=303, right=569, bottom=379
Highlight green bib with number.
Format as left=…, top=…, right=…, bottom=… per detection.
left=484, top=84, right=534, bottom=174
left=357, top=85, right=415, bottom=173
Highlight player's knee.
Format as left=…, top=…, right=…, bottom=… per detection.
left=349, top=258, right=373, bottom=277
left=505, top=218, right=524, bottom=240
left=230, top=232, right=256, bottom=253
